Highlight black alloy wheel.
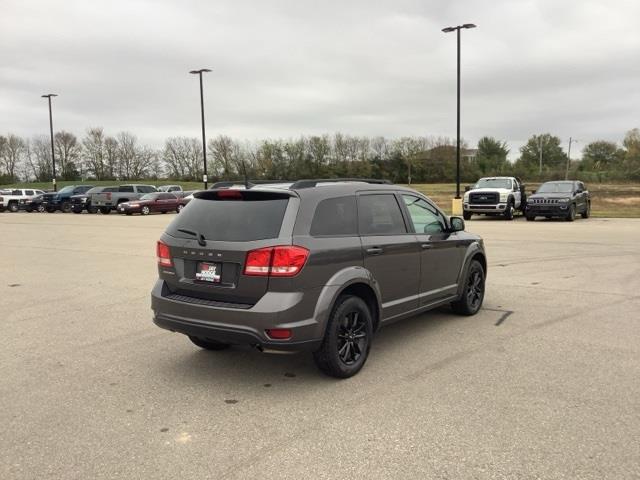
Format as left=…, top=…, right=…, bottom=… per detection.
left=337, top=311, right=368, bottom=366
left=566, top=204, right=576, bottom=222
left=451, top=260, right=485, bottom=315
left=313, top=295, right=373, bottom=378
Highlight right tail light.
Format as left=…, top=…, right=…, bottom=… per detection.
left=244, top=246, right=309, bottom=277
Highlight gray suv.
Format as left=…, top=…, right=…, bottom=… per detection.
left=151, top=179, right=487, bottom=378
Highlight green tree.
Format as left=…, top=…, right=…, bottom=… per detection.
left=581, top=140, right=624, bottom=171
left=476, top=136, right=509, bottom=175
left=519, top=134, right=566, bottom=172
left=622, top=128, right=640, bottom=179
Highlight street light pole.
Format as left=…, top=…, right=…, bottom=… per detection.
left=539, top=136, right=543, bottom=175
left=41, top=94, right=58, bottom=191
left=565, top=137, right=576, bottom=180
left=189, top=68, right=212, bottom=189
left=442, top=23, right=476, bottom=212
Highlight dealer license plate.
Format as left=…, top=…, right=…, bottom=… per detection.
left=195, top=262, right=221, bottom=283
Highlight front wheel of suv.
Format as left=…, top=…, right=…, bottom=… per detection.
left=451, top=260, right=485, bottom=316
left=188, top=336, right=230, bottom=350
left=463, top=211, right=472, bottom=220
left=313, top=295, right=373, bottom=378
left=566, top=204, right=576, bottom=222
left=581, top=202, right=591, bottom=219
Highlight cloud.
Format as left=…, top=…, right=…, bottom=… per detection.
left=1, top=0, right=639, bottom=158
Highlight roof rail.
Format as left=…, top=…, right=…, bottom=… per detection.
left=290, top=178, right=392, bottom=189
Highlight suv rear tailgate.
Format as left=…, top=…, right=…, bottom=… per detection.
left=159, top=189, right=298, bottom=306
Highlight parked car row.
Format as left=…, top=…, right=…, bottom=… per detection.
left=463, top=177, right=591, bottom=222
left=0, top=184, right=194, bottom=215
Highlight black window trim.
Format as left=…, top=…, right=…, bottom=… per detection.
left=399, top=193, right=450, bottom=234
left=355, top=191, right=411, bottom=237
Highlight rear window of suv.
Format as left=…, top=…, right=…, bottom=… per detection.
left=168, top=193, right=289, bottom=241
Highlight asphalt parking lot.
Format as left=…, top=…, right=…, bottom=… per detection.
left=1, top=212, right=639, bottom=479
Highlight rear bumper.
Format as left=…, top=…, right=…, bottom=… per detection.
left=150, top=279, right=327, bottom=352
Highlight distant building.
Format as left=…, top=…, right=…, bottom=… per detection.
left=462, top=148, right=478, bottom=162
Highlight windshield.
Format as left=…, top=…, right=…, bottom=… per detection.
left=537, top=182, right=574, bottom=193
left=474, top=178, right=512, bottom=189
left=58, top=186, right=75, bottom=194
left=139, top=193, right=159, bottom=201
left=168, top=196, right=289, bottom=241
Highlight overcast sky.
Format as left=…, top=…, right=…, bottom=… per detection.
left=1, top=0, right=639, bottom=158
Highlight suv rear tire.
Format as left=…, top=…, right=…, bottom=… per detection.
left=188, top=336, right=230, bottom=351
left=8, top=202, right=19, bottom=213
left=313, top=295, right=373, bottom=378
left=451, top=260, right=485, bottom=316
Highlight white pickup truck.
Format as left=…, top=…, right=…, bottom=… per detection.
left=463, top=177, right=527, bottom=220
left=0, top=188, right=46, bottom=212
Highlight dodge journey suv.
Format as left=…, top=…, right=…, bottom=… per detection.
left=151, top=179, right=487, bottom=378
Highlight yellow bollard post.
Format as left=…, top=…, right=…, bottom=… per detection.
left=451, top=197, right=463, bottom=216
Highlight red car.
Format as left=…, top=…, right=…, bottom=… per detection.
left=117, top=193, right=180, bottom=215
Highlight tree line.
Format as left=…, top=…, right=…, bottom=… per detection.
left=1, top=128, right=639, bottom=185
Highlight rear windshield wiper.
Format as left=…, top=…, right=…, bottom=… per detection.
left=177, top=228, right=207, bottom=247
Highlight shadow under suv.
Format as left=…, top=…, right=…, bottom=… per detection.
left=151, top=179, right=487, bottom=378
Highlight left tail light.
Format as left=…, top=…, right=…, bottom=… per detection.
left=157, top=241, right=173, bottom=267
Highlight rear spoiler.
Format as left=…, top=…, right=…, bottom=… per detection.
left=194, top=189, right=295, bottom=201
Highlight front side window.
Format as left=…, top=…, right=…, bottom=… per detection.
left=358, top=194, right=407, bottom=235
left=310, top=196, right=357, bottom=237
left=402, top=195, right=446, bottom=234
left=119, top=185, right=134, bottom=193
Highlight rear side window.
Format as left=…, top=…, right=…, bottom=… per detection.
left=310, top=196, right=357, bottom=237
left=358, top=194, right=407, bottom=235
left=25, top=190, right=34, bottom=195
left=168, top=195, right=289, bottom=241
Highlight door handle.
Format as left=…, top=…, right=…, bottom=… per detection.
left=366, top=246, right=383, bottom=255
left=421, top=243, right=433, bottom=250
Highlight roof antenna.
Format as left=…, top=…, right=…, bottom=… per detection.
left=241, top=159, right=250, bottom=189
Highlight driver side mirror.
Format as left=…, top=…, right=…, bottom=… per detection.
left=450, top=216, right=465, bottom=232
left=531, top=190, right=536, bottom=195
left=464, top=185, right=471, bottom=192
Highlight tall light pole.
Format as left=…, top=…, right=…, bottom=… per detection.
left=41, top=94, right=58, bottom=191
left=538, top=135, right=544, bottom=175
left=442, top=23, right=476, bottom=215
left=565, top=137, right=577, bottom=180
left=190, top=68, right=212, bottom=189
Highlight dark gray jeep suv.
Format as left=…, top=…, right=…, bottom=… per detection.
left=151, top=179, right=487, bottom=378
